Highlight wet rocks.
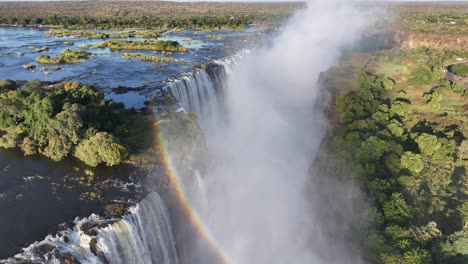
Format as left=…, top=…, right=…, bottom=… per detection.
left=104, top=203, right=128, bottom=217
left=89, top=238, right=98, bottom=256
left=58, top=253, right=80, bottom=264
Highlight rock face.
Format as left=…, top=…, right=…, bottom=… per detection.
left=398, top=31, right=468, bottom=50
left=89, top=238, right=98, bottom=256
left=104, top=204, right=128, bottom=217
left=361, top=30, right=468, bottom=50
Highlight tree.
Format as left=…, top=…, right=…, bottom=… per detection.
left=438, top=230, right=468, bottom=263
left=42, top=135, right=72, bottom=161
left=401, top=152, right=424, bottom=174
left=390, top=101, right=412, bottom=120
left=386, top=119, right=405, bottom=139
left=383, top=192, right=412, bottom=225
left=413, top=221, right=442, bottom=242
left=415, top=133, right=441, bottom=157
left=382, top=78, right=395, bottom=91
left=0, top=131, right=19, bottom=149
left=384, top=225, right=414, bottom=251
left=50, top=103, right=84, bottom=144
left=74, top=132, right=128, bottom=167
left=357, top=136, right=389, bottom=162
left=20, top=137, right=38, bottom=156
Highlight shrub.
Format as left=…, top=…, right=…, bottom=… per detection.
left=451, top=63, right=468, bottom=76
left=411, top=66, right=433, bottom=85
left=451, top=82, right=465, bottom=93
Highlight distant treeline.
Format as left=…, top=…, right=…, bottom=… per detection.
left=0, top=15, right=289, bottom=30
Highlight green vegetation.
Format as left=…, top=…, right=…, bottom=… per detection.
left=36, top=49, right=94, bottom=64
left=0, top=1, right=300, bottom=30
left=63, top=41, right=74, bottom=45
left=121, top=53, right=176, bottom=62
left=451, top=63, right=468, bottom=76
left=1, top=16, right=252, bottom=31
left=392, top=3, right=468, bottom=35
left=0, top=79, right=17, bottom=92
left=48, top=29, right=159, bottom=39
left=331, top=45, right=468, bottom=263
left=74, top=132, right=128, bottom=167
left=95, top=40, right=188, bottom=52
left=0, top=80, right=148, bottom=166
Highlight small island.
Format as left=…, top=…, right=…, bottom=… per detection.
left=121, top=52, right=177, bottom=62
left=36, top=49, right=94, bottom=64
left=0, top=79, right=150, bottom=167
left=48, top=29, right=160, bottom=39
left=94, top=40, right=188, bottom=52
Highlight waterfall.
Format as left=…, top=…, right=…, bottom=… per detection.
left=2, top=192, right=178, bottom=264
left=164, top=70, right=219, bottom=119
left=163, top=51, right=247, bottom=122
left=97, top=193, right=178, bottom=264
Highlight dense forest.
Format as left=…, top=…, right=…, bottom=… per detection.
left=330, top=46, right=468, bottom=263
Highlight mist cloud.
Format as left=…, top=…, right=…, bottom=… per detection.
left=193, top=1, right=374, bottom=263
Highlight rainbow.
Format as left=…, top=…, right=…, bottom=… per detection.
left=154, top=121, right=232, bottom=264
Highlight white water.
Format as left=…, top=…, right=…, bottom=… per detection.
left=2, top=1, right=372, bottom=262
left=2, top=192, right=178, bottom=264
left=181, top=1, right=371, bottom=263
left=164, top=70, right=219, bottom=119
left=163, top=51, right=245, bottom=126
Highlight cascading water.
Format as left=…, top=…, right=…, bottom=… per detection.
left=174, top=1, right=371, bottom=263
left=2, top=192, right=178, bottom=264
left=164, top=70, right=219, bottom=119
left=162, top=51, right=246, bottom=125
left=2, top=2, right=372, bottom=262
